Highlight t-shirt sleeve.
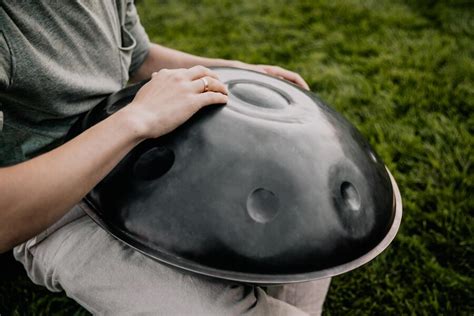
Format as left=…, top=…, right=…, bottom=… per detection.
left=123, top=0, right=150, bottom=76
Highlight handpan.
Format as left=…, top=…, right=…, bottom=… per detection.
left=76, top=67, right=402, bottom=284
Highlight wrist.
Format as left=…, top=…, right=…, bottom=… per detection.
left=114, top=105, right=149, bottom=143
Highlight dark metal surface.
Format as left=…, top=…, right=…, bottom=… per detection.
left=78, top=67, right=402, bottom=284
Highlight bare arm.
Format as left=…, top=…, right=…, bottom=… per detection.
left=131, top=44, right=237, bottom=81
left=0, top=40, right=308, bottom=252
left=0, top=108, right=143, bottom=252
left=0, top=66, right=227, bottom=253
left=131, top=43, right=310, bottom=90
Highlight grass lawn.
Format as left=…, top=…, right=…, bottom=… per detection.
left=1, top=0, right=472, bottom=314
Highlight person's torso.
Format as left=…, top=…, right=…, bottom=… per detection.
left=0, top=0, right=136, bottom=166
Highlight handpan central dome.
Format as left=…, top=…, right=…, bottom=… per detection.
left=77, top=67, right=402, bottom=284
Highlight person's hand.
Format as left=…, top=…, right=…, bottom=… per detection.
left=126, top=66, right=228, bottom=139
left=232, top=61, right=310, bottom=90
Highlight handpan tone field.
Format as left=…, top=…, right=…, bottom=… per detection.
left=77, top=67, right=402, bottom=284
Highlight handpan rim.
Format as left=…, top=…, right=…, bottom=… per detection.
left=82, top=167, right=402, bottom=285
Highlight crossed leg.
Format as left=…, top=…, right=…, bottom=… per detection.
left=14, top=209, right=330, bottom=315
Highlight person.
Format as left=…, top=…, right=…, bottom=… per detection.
left=0, top=1, right=330, bottom=315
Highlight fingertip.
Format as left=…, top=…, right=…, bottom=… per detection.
left=218, top=93, right=228, bottom=105
left=215, top=93, right=228, bottom=104
left=199, top=92, right=228, bottom=107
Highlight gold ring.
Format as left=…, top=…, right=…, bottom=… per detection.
left=201, top=77, right=209, bottom=93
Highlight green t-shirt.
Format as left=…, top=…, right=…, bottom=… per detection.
left=0, top=0, right=150, bottom=167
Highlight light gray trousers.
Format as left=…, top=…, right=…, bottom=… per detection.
left=14, top=203, right=331, bottom=315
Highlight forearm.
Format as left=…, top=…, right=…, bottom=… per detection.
left=0, top=107, right=145, bottom=252
left=130, top=43, right=310, bottom=90
left=130, top=43, right=238, bottom=82
left=0, top=65, right=227, bottom=253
